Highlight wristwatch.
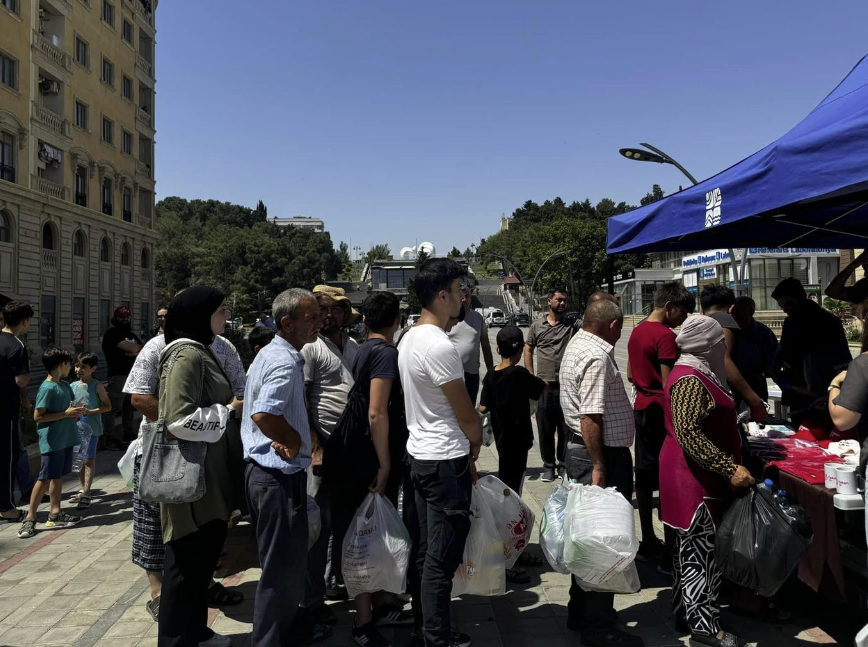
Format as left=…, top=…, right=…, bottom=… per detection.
left=828, top=384, right=841, bottom=393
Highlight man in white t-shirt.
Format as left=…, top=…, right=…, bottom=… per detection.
left=446, top=286, right=493, bottom=404
left=399, top=258, right=482, bottom=647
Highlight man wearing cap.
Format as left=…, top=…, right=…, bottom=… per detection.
left=101, top=306, right=143, bottom=451
left=773, top=277, right=851, bottom=424
left=302, top=285, right=361, bottom=624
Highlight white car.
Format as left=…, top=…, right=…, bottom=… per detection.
left=486, top=310, right=506, bottom=327
left=406, top=314, right=421, bottom=327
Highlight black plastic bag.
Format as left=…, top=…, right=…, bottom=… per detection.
left=715, top=487, right=812, bottom=597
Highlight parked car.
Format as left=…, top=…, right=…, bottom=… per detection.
left=514, top=313, right=530, bottom=327
left=486, top=309, right=506, bottom=327
left=406, top=314, right=421, bottom=327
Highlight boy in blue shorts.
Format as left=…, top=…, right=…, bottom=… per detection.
left=19, top=348, right=86, bottom=539
left=70, top=352, right=111, bottom=509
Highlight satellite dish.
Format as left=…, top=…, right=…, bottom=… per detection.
left=418, top=242, right=435, bottom=256
left=400, top=246, right=416, bottom=260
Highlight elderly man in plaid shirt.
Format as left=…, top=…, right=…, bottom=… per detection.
left=559, top=298, right=642, bottom=647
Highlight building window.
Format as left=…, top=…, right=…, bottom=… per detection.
left=0, top=132, right=14, bottom=183
left=101, top=117, right=114, bottom=145
left=73, top=297, right=86, bottom=352
left=121, top=242, right=131, bottom=266
left=0, top=53, right=16, bottom=90
left=122, top=130, right=133, bottom=155
left=141, top=247, right=150, bottom=268
left=100, top=236, right=111, bottom=262
left=122, top=19, right=133, bottom=44
left=75, top=37, right=89, bottom=68
left=140, top=302, right=150, bottom=337
left=42, top=222, right=55, bottom=250
left=0, top=210, right=10, bottom=243
left=73, top=230, right=86, bottom=257
left=102, top=1, right=115, bottom=27
left=40, top=295, right=56, bottom=349
left=75, top=166, right=88, bottom=207
left=101, top=57, right=114, bottom=87
left=102, top=178, right=113, bottom=216
left=122, top=75, right=133, bottom=100
left=100, top=299, right=110, bottom=336
left=123, top=187, right=132, bottom=221
left=75, top=101, right=88, bottom=130
left=1, top=0, right=20, bottom=15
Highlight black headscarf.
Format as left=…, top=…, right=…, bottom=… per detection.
left=164, top=286, right=225, bottom=346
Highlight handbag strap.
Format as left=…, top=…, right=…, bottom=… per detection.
left=155, top=341, right=206, bottom=425
left=347, top=342, right=391, bottom=401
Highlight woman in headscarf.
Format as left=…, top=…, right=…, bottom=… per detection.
left=157, top=286, right=239, bottom=647
left=660, top=315, right=754, bottom=647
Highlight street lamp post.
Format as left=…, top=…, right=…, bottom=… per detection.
left=528, top=249, right=568, bottom=319
left=619, top=142, right=748, bottom=297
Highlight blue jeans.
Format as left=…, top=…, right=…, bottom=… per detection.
left=410, top=455, right=473, bottom=647
left=246, top=463, right=309, bottom=647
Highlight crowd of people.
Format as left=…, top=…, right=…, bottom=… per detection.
left=1, top=253, right=867, bottom=647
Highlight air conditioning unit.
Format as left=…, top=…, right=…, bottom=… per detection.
left=39, top=79, right=60, bottom=94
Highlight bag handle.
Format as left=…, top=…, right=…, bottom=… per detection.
left=154, top=341, right=206, bottom=429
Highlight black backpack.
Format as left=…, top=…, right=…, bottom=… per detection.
left=324, top=343, right=405, bottom=485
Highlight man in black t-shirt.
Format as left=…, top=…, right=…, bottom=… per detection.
left=0, top=301, right=34, bottom=519
left=101, top=306, right=142, bottom=450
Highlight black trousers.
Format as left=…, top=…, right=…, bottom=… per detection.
left=0, top=419, right=20, bottom=512
left=158, top=519, right=227, bottom=647
left=410, top=455, right=473, bottom=647
left=565, top=440, right=634, bottom=632
left=497, top=444, right=528, bottom=496
left=536, top=386, right=566, bottom=468
left=464, top=372, right=480, bottom=405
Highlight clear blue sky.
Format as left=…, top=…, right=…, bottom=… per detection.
left=155, top=1, right=868, bottom=259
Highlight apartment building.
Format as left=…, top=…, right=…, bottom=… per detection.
left=0, top=0, right=158, bottom=354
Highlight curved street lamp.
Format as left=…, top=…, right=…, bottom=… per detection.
left=619, top=142, right=747, bottom=296
left=528, top=248, right=569, bottom=319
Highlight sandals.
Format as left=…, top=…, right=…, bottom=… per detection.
left=505, top=567, right=531, bottom=584
left=689, top=631, right=747, bottom=647
left=146, top=596, right=160, bottom=621
left=517, top=552, right=544, bottom=567
left=207, top=581, right=244, bottom=606
left=76, top=495, right=92, bottom=510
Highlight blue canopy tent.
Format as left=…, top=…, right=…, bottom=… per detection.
left=607, top=54, right=868, bottom=254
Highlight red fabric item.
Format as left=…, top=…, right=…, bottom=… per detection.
left=793, top=422, right=831, bottom=442
left=628, top=320, right=677, bottom=411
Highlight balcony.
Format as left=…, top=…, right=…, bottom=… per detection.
left=32, top=30, right=70, bottom=71
left=32, top=174, right=67, bottom=200
left=42, top=249, right=58, bottom=270
left=32, top=102, right=70, bottom=137
left=136, top=159, right=151, bottom=178
left=136, top=54, right=152, bottom=78
left=134, top=0, right=154, bottom=27
left=136, top=105, right=152, bottom=128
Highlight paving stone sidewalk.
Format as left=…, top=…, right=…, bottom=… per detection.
left=0, top=326, right=848, bottom=647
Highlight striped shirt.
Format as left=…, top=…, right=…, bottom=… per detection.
left=241, top=334, right=311, bottom=474
left=560, top=330, right=635, bottom=448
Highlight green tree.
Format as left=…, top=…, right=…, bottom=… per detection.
left=463, top=247, right=473, bottom=260
left=405, top=250, right=430, bottom=314
left=449, top=246, right=462, bottom=258
left=640, top=184, right=665, bottom=206
left=365, top=244, right=391, bottom=265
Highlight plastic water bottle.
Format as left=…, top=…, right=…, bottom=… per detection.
left=71, top=419, right=93, bottom=473
left=757, top=478, right=775, bottom=494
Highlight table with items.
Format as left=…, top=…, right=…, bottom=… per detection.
left=745, top=420, right=866, bottom=602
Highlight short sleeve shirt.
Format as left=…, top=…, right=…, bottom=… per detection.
left=0, top=331, right=29, bottom=420
left=479, top=365, right=545, bottom=449
left=627, top=321, right=677, bottom=410
left=526, top=315, right=580, bottom=383
left=447, top=309, right=487, bottom=375
left=301, top=334, right=359, bottom=437
left=35, top=380, right=79, bottom=453
left=834, top=353, right=868, bottom=444
left=560, top=330, right=635, bottom=448
left=102, top=326, right=142, bottom=376
left=398, top=324, right=468, bottom=460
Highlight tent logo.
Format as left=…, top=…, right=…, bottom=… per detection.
left=705, top=188, right=722, bottom=228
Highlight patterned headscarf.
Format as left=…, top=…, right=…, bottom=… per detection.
left=675, top=315, right=729, bottom=393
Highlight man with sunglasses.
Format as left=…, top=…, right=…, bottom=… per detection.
left=626, top=282, right=694, bottom=569
left=151, top=308, right=167, bottom=339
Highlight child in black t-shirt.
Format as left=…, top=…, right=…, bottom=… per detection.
left=479, top=326, right=546, bottom=495
left=479, top=326, right=546, bottom=584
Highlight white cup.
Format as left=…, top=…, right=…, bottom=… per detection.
left=825, top=463, right=840, bottom=489
left=836, top=466, right=857, bottom=495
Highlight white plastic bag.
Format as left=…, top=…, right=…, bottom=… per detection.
left=117, top=437, right=138, bottom=491
left=563, top=484, right=638, bottom=584
left=576, top=561, right=640, bottom=594
left=475, top=475, right=534, bottom=569
left=342, top=493, right=411, bottom=598
left=453, top=488, right=505, bottom=597
left=307, top=495, right=321, bottom=549
left=540, top=482, right=570, bottom=574
left=481, top=413, right=494, bottom=447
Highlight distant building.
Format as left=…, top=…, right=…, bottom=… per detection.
left=363, top=257, right=475, bottom=296
left=271, top=215, right=325, bottom=232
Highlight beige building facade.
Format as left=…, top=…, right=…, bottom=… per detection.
left=0, top=0, right=158, bottom=355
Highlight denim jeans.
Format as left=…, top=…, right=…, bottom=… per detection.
left=246, top=463, right=309, bottom=647
left=410, top=455, right=473, bottom=647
